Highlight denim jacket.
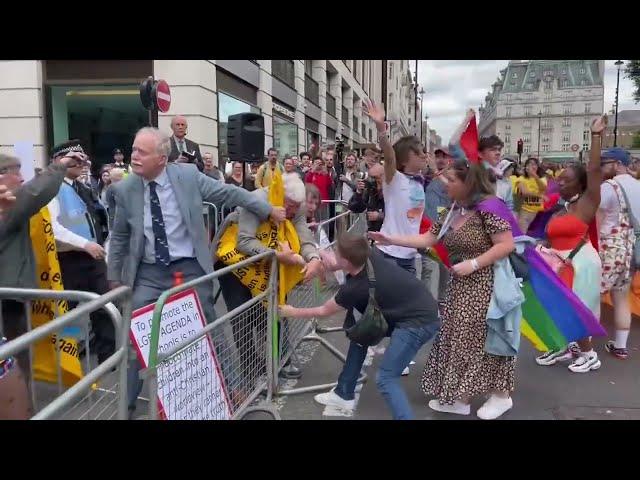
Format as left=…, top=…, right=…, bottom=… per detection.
left=485, top=255, right=525, bottom=357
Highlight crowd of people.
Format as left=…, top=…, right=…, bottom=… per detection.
left=1, top=102, right=639, bottom=421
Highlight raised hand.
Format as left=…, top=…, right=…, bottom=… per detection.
left=362, top=99, right=386, bottom=128
left=591, top=115, right=608, bottom=134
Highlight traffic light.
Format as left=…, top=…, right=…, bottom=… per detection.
left=517, top=139, right=524, bottom=155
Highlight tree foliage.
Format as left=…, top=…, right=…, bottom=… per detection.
left=625, top=60, right=640, bottom=104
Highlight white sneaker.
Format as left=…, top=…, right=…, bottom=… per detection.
left=314, top=389, right=355, bottom=410
left=535, top=342, right=579, bottom=366
left=428, top=399, right=471, bottom=415
left=476, top=395, right=513, bottom=420
left=401, top=367, right=410, bottom=376
left=568, top=351, right=601, bottom=373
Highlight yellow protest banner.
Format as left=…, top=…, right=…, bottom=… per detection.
left=29, top=207, right=84, bottom=386
left=216, top=170, right=304, bottom=304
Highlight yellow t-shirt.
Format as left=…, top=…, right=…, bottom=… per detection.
left=518, top=176, right=548, bottom=213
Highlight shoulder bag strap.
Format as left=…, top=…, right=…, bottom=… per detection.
left=615, top=180, right=639, bottom=231
left=365, top=258, right=377, bottom=300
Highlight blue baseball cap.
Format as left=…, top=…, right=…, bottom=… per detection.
left=601, top=147, right=631, bottom=166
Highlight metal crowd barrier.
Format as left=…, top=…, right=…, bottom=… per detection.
left=144, top=252, right=280, bottom=420
left=0, top=286, right=132, bottom=420
left=273, top=206, right=368, bottom=397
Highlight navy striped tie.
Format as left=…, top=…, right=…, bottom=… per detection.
left=149, top=181, right=171, bottom=266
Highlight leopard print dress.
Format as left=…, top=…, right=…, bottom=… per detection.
left=421, top=210, right=516, bottom=404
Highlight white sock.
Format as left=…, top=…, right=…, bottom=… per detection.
left=581, top=349, right=595, bottom=357
left=614, top=330, right=630, bottom=349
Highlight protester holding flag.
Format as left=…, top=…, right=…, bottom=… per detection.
left=214, top=173, right=323, bottom=381
left=370, top=157, right=517, bottom=420
left=534, top=116, right=607, bottom=373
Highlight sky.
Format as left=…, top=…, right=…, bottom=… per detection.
left=414, top=60, right=637, bottom=143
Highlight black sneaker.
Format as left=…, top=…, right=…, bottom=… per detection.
left=605, top=341, right=629, bottom=360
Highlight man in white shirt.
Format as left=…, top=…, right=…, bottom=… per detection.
left=363, top=99, right=429, bottom=275
left=48, top=140, right=114, bottom=364
left=598, top=147, right=640, bottom=359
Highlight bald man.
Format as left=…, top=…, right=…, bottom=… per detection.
left=168, top=115, right=203, bottom=171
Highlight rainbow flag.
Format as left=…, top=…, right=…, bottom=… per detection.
left=477, top=197, right=606, bottom=351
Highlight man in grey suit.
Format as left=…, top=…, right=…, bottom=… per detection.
left=107, top=127, right=285, bottom=417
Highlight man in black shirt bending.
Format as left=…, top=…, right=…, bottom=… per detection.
left=279, top=233, right=440, bottom=420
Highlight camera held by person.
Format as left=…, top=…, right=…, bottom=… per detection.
left=348, top=163, right=384, bottom=232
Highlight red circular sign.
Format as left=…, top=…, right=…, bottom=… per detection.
left=571, top=144, right=579, bottom=152
left=155, top=80, right=171, bottom=113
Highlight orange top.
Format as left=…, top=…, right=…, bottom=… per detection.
left=546, top=214, right=589, bottom=251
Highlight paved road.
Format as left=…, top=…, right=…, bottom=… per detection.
left=276, top=303, right=640, bottom=420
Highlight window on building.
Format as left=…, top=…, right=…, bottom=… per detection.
left=542, top=135, right=550, bottom=143
left=524, top=105, right=532, bottom=116
left=583, top=130, right=590, bottom=141
left=523, top=134, right=531, bottom=143
left=584, top=103, right=591, bottom=113
left=542, top=119, right=552, bottom=129
left=545, top=91, right=553, bottom=101
left=523, top=120, right=532, bottom=129
left=505, top=145, right=511, bottom=154
left=505, top=123, right=511, bottom=130
left=506, top=107, right=511, bottom=117
left=543, top=104, right=551, bottom=115
left=505, top=94, right=512, bottom=102
left=389, top=62, right=394, bottom=80
left=580, top=67, right=586, bottom=74
left=369, top=129, right=373, bottom=142
left=583, top=143, right=589, bottom=151
left=562, top=143, right=570, bottom=151
left=561, top=79, right=568, bottom=87
left=542, top=144, right=549, bottom=152
left=563, top=104, right=572, bottom=115
left=272, top=60, right=295, bottom=88
left=563, top=118, right=571, bottom=127
left=512, top=72, right=517, bottom=78
left=562, top=132, right=571, bottom=143
left=524, top=145, right=531, bottom=153
left=585, top=118, right=591, bottom=127
left=544, top=81, right=553, bottom=91
left=305, top=60, right=313, bottom=77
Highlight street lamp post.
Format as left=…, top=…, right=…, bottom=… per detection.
left=537, top=111, right=542, bottom=159
left=419, top=87, right=425, bottom=143
left=614, top=60, right=623, bottom=147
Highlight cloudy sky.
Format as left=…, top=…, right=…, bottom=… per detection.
left=414, top=60, right=637, bottom=142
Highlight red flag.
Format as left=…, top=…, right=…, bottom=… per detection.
left=460, top=115, right=479, bottom=163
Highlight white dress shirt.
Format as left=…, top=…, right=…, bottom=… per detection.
left=142, top=167, right=195, bottom=264
left=48, top=177, right=91, bottom=253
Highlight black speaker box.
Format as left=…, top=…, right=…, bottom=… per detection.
left=227, top=113, right=265, bottom=163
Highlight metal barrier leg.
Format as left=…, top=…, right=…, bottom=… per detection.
left=274, top=321, right=367, bottom=397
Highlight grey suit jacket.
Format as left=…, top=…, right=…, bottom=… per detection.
left=107, top=163, right=273, bottom=287
left=212, top=188, right=320, bottom=264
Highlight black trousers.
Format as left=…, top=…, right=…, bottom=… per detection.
left=1, top=300, right=31, bottom=381
left=58, top=251, right=115, bottom=363
left=215, top=261, right=269, bottom=381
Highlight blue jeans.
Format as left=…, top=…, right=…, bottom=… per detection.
left=376, top=322, right=440, bottom=420
left=334, top=341, right=368, bottom=401
left=379, top=249, right=416, bottom=275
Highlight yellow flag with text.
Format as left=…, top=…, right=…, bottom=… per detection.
left=29, top=207, right=84, bottom=386
left=216, top=170, right=304, bottom=303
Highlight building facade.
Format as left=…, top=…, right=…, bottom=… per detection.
left=478, top=60, right=605, bottom=162
left=385, top=60, right=418, bottom=143
left=603, top=110, right=640, bottom=149
left=0, top=60, right=385, bottom=172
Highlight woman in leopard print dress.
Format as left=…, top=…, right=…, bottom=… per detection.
left=370, top=159, right=517, bottom=420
